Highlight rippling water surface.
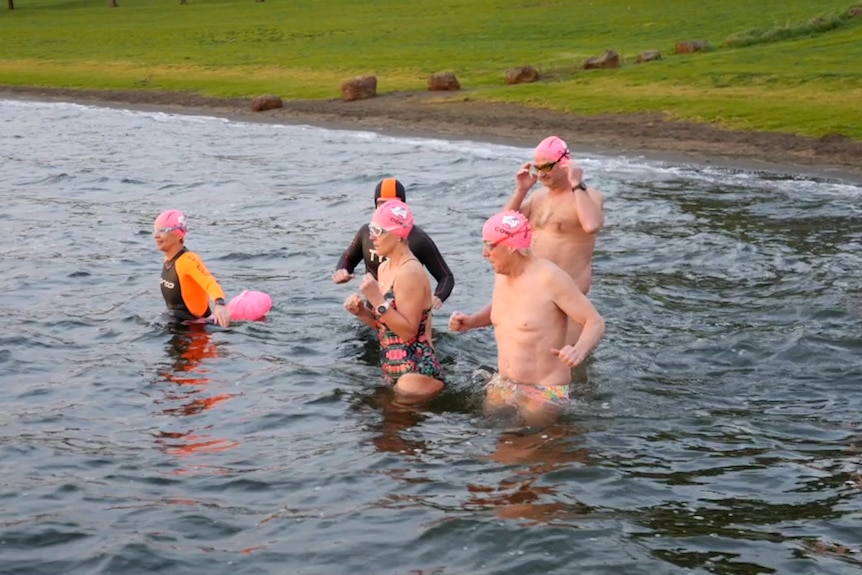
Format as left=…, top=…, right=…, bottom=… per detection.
left=1, top=99, right=861, bottom=575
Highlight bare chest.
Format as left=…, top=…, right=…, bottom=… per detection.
left=530, top=196, right=582, bottom=234
left=491, top=279, right=557, bottom=331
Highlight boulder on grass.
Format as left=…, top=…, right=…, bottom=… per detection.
left=636, top=50, right=662, bottom=64
left=341, top=75, right=377, bottom=102
left=583, top=50, right=620, bottom=69
left=427, top=72, right=460, bottom=91
left=675, top=40, right=711, bottom=54
left=504, top=65, right=540, bottom=85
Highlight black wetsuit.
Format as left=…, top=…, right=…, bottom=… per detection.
left=335, top=223, right=455, bottom=302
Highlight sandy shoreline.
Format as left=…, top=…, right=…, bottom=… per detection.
left=3, top=86, right=862, bottom=184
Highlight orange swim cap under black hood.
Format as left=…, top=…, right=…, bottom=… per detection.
left=373, top=178, right=406, bottom=206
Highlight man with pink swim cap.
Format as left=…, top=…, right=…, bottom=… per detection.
left=504, top=135, right=605, bottom=344
left=153, top=209, right=231, bottom=327
left=448, top=210, right=605, bottom=425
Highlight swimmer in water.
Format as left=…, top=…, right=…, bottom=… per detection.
left=344, top=200, right=445, bottom=402
left=153, top=209, right=230, bottom=327
left=448, top=210, right=605, bottom=425
left=504, top=136, right=605, bottom=344
left=333, top=178, right=454, bottom=310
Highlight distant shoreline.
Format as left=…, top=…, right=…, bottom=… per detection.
left=4, top=86, right=862, bottom=184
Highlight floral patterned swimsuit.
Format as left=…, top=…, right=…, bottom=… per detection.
left=376, top=287, right=445, bottom=385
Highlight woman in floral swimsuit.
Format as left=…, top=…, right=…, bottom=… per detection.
left=344, top=200, right=445, bottom=402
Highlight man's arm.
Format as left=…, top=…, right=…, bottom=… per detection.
left=575, top=188, right=605, bottom=234
left=572, top=177, right=604, bottom=235
left=449, top=302, right=492, bottom=332
left=410, top=227, right=454, bottom=303
left=469, top=302, right=493, bottom=328
left=549, top=265, right=605, bottom=358
left=503, top=162, right=536, bottom=219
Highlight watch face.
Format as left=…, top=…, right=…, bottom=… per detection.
left=377, top=305, right=388, bottom=314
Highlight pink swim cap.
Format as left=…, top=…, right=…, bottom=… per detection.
left=534, top=136, right=570, bottom=166
left=370, top=199, right=413, bottom=239
left=482, top=210, right=532, bottom=250
left=155, top=209, right=187, bottom=238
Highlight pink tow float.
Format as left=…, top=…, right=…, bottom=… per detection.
left=227, top=290, right=272, bottom=321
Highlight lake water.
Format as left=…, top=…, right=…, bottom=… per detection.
left=1, top=98, right=861, bottom=575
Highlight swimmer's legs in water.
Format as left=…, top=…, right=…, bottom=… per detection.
left=391, top=373, right=444, bottom=406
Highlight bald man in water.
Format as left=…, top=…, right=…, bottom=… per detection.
left=503, top=136, right=604, bottom=343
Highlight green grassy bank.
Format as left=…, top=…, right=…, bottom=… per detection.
left=2, top=0, right=861, bottom=138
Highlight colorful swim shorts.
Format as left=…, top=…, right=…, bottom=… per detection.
left=485, top=373, right=571, bottom=410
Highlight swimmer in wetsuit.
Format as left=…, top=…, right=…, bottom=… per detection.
left=332, top=178, right=454, bottom=310
left=344, top=200, right=445, bottom=403
left=154, top=209, right=231, bottom=327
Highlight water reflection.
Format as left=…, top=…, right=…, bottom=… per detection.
left=357, top=356, right=599, bottom=526
left=468, top=423, right=592, bottom=526
left=363, top=386, right=430, bottom=458
left=152, top=324, right=239, bottom=457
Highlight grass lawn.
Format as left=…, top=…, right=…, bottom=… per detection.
left=2, top=0, right=861, bottom=138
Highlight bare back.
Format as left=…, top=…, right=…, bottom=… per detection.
left=489, top=259, right=572, bottom=387
left=525, top=187, right=603, bottom=294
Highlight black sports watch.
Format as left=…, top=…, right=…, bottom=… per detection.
left=376, top=300, right=391, bottom=315
left=573, top=181, right=587, bottom=191
left=214, top=298, right=226, bottom=306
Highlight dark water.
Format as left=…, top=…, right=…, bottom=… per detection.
left=1, top=99, right=861, bottom=575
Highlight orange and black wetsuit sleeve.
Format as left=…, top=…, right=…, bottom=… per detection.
left=175, top=251, right=226, bottom=318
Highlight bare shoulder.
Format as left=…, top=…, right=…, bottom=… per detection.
left=534, top=256, right=569, bottom=283
left=398, top=259, right=429, bottom=285
left=394, top=260, right=431, bottom=305
left=537, top=257, right=578, bottom=291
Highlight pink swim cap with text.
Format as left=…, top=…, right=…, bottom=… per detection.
left=482, top=210, right=532, bottom=250
left=371, top=200, right=413, bottom=239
